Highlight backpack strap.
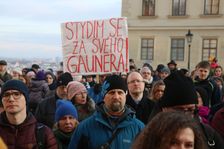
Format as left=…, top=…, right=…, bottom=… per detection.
left=36, top=123, right=46, bottom=149
left=200, top=123, right=215, bottom=149
left=99, top=128, right=121, bottom=149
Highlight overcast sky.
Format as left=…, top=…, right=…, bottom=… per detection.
left=0, top=0, right=121, bottom=58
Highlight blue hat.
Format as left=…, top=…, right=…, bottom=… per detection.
left=55, top=100, right=78, bottom=122
left=1, top=80, right=29, bottom=103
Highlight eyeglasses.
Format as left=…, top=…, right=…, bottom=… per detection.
left=75, top=91, right=87, bottom=97
left=128, top=80, right=144, bottom=84
left=2, top=91, right=22, bottom=101
left=172, top=107, right=197, bottom=115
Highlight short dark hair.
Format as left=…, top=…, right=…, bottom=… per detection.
left=196, top=61, right=210, bottom=70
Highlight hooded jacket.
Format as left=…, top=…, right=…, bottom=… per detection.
left=0, top=112, right=57, bottom=149
left=68, top=102, right=144, bottom=149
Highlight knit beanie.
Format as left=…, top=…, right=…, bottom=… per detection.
left=160, top=66, right=170, bottom=74
left=57, top=72, right=73, bottom=87
left=1, top=80, right=29, bottom=103
left=156, top=64, right=165, bottom=73
left=160, top=71, right=198, bottom=107
left=140, top=66, right=151, bottom=74
left=55, top=100, right=78, bottom=122
left=67, top=81, right=87, bottom=100
left=101, top=74, right=127, bottom=96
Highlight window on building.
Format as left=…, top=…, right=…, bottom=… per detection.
left=172, top=0, right=186, bottom=16
left=141, top=39, right=154, bottom=60
left=202, top=39, right=217, bottom=60
left=171, top=39, right=185, bottom=61
left=204, top=0, right=219, bottom=15
left=142, top=0, right=155, bottom=16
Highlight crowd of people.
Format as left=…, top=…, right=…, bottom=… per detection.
left=0, top=58, right=224, bottom=149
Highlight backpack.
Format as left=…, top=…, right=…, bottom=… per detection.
left=36, top=123, right=46, bottom=149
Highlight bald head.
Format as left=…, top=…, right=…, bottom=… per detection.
left=127, top=72, right=145, bottom=97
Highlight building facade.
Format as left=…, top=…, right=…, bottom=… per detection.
left=122, top=0, right=224, bottom=70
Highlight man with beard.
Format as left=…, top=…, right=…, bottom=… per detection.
left=35, top=72, right=73, bottom=128
left=126, top=71, right=155, bottom=124
left=68, top=75, right=144, bottom=149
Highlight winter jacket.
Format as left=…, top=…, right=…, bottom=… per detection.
left=87, top=85, right=104, bottom=104
left=148, top=103, right=224, bottom=149
left=0, top=71, right=12, bottom=85
left=194, top=77, right=221, bottom=107
left=54, top=129, right=74, bottom=149
left=74, top=97, right=95, bottom=122
left=0, top=112, right=57, bottom=149
left=35, top=94, right=59, bottom=128
left=211, top=107, right=224, bottom=140
left=29, top=79, right=49, bottom=113
left=68, top=103, right=144, bottom=149
left=200, top=122, right=224, bottom=149
left=126, top=93, right=155, bottom=124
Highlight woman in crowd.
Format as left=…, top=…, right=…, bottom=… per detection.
left=213, top=66, right=224, bottom=79
left=195, top=86, right=210, bottom=124
left=67, top=81, right=95, bottom=121
left=45, top=71, right=57, bottom=97
left=28, top=70, right=49, bottom=114
left=54, top=100, right=79, bottom=149
left=148, top=80, right=165, bottom=102
left=132, top=111, right=206, bottom=149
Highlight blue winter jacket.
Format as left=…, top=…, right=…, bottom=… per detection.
left=68, top=103, right=145, bottom=149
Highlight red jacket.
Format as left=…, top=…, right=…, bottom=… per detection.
left=0, top=112, right=58, bottom=149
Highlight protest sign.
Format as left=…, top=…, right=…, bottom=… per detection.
left=61, top=17, right=129, bottom=76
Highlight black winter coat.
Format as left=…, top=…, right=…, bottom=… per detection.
left=126, top=93, right=155, bottom=124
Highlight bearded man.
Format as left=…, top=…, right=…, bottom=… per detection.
left=68, top=74, right=144, bottom=149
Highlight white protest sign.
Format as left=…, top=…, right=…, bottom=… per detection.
left=61, top=17, right=129, bottom=76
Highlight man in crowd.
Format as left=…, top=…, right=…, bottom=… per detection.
left=68, top=75, right=144, bottom=149
left=151, top=71, right=224, bottom=149
left=0, top=80, right=57, bottom=148
left=31, top=63, right=40, bottom=74
left=167, top=60, right=178, bottom=73
left=35, top=72, right=73, bottom=128
left=126, top=71, right=155, bottom=124
left=194, top=61, right=221, bottom=107
left=0, top=60, right=12, bottom=86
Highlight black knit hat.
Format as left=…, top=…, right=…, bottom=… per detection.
left=160, top=71, right=198, bottom=107
left=1, top=80, right=29, bottom=103
left=102, top=74, right=127, bottom=96
left=57, top=72, right=73, bottom=87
